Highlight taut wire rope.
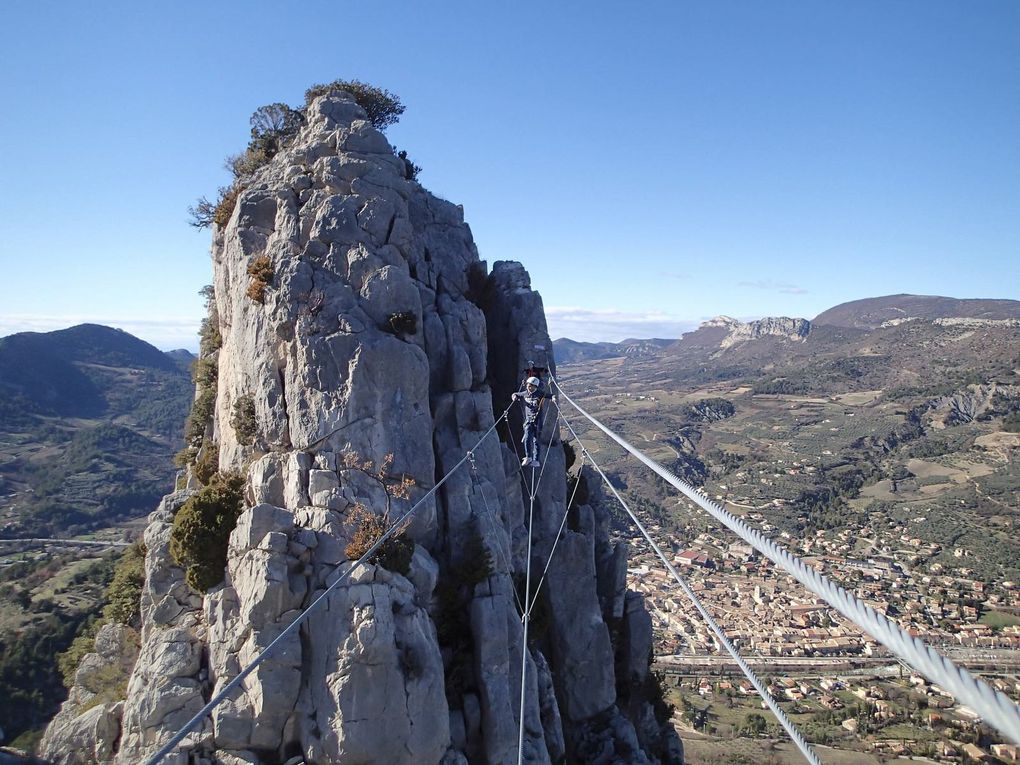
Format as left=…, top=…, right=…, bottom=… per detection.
left=530, top=450, right=588, bottom=614
left=145, top=404, right=515, bottom=765
left=515, top=395, right=560, bottom=765
left=552, top=374, right=1020, bottom=746
left=556, top=409, right=822, bottom=765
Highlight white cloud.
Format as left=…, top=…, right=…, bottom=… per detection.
left=545, top=307, right=698, bottom=342
left=0, top=314, right=201, bottom=351
left=739, top=279, right=808, bottom=295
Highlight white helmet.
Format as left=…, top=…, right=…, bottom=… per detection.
left=526, top=376, right=541, bottom=387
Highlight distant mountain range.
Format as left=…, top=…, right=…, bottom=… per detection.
left=0, top=324, right=194, bottom=536
left=0, top=325, right=187, bottom=421
left=555, top=292, right=1020, bottom=595
left=552, top=337, right=675, bottom=364
left=812, top=294, right=1020, bottom=330
left=554, top=294, right=1020, bottom=364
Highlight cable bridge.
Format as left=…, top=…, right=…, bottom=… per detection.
left=145, top=377, right=1020, bottom=765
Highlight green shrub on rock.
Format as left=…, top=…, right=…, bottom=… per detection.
left=169, top=473, right=245, bottom=592
left=192, top=441, right=219, bottom=485
left=184, top=387, right=216, bottom=445
left=199, top=315, right=222, bottom=357
left=102, top=542, right=146, bottom=627
left=230, top=394, right=258, bottom=446
left=303, top=78, right=404, bottom=130
left=344, top=505, right=413, bottom=576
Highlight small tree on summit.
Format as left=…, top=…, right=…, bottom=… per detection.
left=304, top=78, right=405, bottom=130
left=250, top=103, right=304, bottom=148
left=189, top=79, right=406, bottom=230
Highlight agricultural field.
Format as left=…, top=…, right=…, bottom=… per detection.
left=556, top=351, right=1020, bottom=583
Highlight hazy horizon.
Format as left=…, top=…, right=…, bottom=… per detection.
left=1, top=2, right=1017, bottom=348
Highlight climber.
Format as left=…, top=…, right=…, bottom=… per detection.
left=512, top=376, right=554, bottom=468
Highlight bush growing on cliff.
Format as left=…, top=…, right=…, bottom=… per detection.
left=192, top=441, right=219, bottom=485
left=344, top=506, right=414, bottom=575
left=397, top=149, right=421, bottom=181
left=340, top=453, right=417, bottom=575
left=304, top=78, right=405, bottom=130
left=169, top=473, right=245, bottom=592
left=191, top=357, right=218, bottom=388
left=102, top=542, right=146, bottom=627
left=249, top=102, right=304, bottom=157
left=184, top=387, right=216, bottom=445
left=387, top=311, right=417, bottom=336
left=246, top=255, right=274, bottom=304
left=230, top=394, right=258, bottom=446
left=198, top=287, right=222, bottom=356
left=189, top=185, right=241, bottom=230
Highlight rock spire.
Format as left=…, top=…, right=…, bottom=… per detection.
left=42, top=91, right=683, bottom=765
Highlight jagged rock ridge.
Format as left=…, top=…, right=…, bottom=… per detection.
left=700, top=315, right=810, bottom=349
left=42, top=92, right=682, bottom=765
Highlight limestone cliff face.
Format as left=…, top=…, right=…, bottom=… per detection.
left=42, top=93, right=682, bottom=765
left=702, top=315, right=810, bottom=349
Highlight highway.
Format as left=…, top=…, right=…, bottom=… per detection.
left=656, top=649, right=1020, bottom=677
left=0, top=537, right=131, bottom=548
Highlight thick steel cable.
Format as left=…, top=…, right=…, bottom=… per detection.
left=553, top=376, right=1020, bottom=746
left=145, top=405, right=514, bottom=765
left=557, top=411, right=822, bottom=765
left=530, top=453, right=587, bottom=614
left=469, top=452, right=527, bottom=617
left=517, top=458, right=538, bottom=765
left=515, top=401, right=561, bottom=765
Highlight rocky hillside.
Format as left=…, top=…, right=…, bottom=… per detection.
left=553, top=337, right=673, bottom=364
left=41, top=91, right=682, bottom=765
left=812, top=294, right=1020, bottom=330
left=0, top=324, right=192, bottom=537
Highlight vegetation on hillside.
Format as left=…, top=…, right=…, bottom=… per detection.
left=190, top=78, right=412, bottom=232
left=57, top=542, right=145, bottom=687
left=4, top=423, right=173, bottom=538
left=169, top=473, right=245, bottom=592
left=0, top=551, right=118, bottom=746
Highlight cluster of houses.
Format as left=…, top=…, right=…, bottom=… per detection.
left=675, top=672, right=1020, bottom=762
left=625, top=512, right=1020, bottom=760
left=628, top=516, right=1020, bottom=660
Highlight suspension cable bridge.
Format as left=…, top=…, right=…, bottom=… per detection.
left=143, top=377, right=1020, bottom=765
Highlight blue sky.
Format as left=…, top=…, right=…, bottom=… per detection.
left=1, top=1, right=1017, bottom=348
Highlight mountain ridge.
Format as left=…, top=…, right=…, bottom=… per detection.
left=552, top=294, right=1020, bottom=363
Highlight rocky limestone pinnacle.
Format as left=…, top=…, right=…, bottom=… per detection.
left=41, top=91, right=683, bottom=765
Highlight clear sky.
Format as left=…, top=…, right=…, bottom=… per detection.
left=1, top=1, right=1017, bottom=348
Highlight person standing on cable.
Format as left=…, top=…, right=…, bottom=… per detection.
left=512, top=376, right=553, bottom=468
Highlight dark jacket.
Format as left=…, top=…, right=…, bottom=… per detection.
left=516, top=388, right=551, bottom=426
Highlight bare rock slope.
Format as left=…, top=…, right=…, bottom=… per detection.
left=42, top=92, right=682, bottom=765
